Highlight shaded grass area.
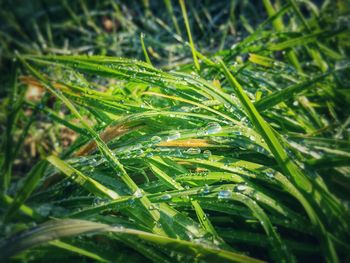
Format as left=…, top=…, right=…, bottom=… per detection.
left=0, top=0, right=350, bottom=262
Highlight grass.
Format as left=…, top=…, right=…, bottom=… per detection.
left=0, top=0, right=350, bottom=262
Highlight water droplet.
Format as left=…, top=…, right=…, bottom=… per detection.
left=36, top=204, right=51, bottom=217
left=93, top=197, right=106, bottom=205
left=134, top=143, right=142, bottom=150
left=218, top=190, right=232, bottom=199
left=133, top=149, right=144, bottom=156
left=181, top=195, right=190, bottom=201
left=79, top=157, right=88, bottom=164
left=161, top=194, right=172, bottom=201
left=335, top=60, right=350, bottom=70
left=266, top=171, right=274, bottom=178
left=205, top=122, right=222, bottom=134
left=203, top=184, right=210, bottom=194
left=155, top=222, right=162, bottom=228
left=180, top=106, right=191, bottom=112
left=146, top=152, right=154, bottom=158
left=203, top=150, right=212, bottom=158
left=196, top=129, right=205, bottom=136
left=185, top=148, right=201, bottom=155
left=133, top=189, right=143, bottom=198
left=167, top=131, right=181, bottom=141
left=114, top=225, right=125, bottom=231
left=123, top=151, right=131, bottom=158
left=151, top=136, right=161, bottom=144
left=235, top=184, right=247, bottom=192
left=233, top=130, right=242, bottom=136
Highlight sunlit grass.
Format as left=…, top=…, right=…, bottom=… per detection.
left=1, top=0, right=350, bottom=262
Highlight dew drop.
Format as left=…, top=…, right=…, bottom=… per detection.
left=114, top=225, right=125, bottom=231
left=203, top=150, right=212, bottom=158
left=266, top=171, right=274, bottom=178
left=205, top=122, right=222, bottom=134
left=233, top=130, right=242, bottom=136
left=93, top=197, right=107, bottom=206
left=235, top=184, right=247, bottom=192
left=218, top=190, right=232, bottom=199
left=203, top=184, right=210, bottom=194
left=151, top=136, right=161, bottom=144
left=146, top=152, right=154, bottom=158
left=224, top=103, right=231, bottom=109
left=181, top=195, right=190, bottom=201
left=161, top=194, right=172, bottom=201
left=185, top=148, right=201, bottom=155
left=167, top=131, right=181, bottom=141
left=133, top=149, right=144, bottom=156
left=36, top=204, right=51, bottom=217
left=335, top=60, right=350, bottom=70
left=196, top=129, right=205, bottom=136
left=180, top=106, right=191, bottom=112
left=155, top=222, right=162, bottom=228
left=133, top=189, right=144, bottom=198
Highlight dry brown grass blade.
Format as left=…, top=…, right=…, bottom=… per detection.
left=158, top=139, right=211, bottom=147
left=75, top=123, right=145, bottom=156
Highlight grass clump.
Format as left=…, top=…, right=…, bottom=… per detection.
left=0, top=0, right=350, bottom=262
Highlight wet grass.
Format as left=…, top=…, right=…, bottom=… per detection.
left=0, top=0, right=350, bottom=262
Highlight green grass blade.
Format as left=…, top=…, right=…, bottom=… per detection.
left=179, top=0, right=200, bottom=71
left=218, top=59, right=339, bottom=262
left=140, top=33, right=153, bottom=66
left=48, top=240, right=109, bottom=263
left=5, top=160, right=48, bottom=221
left=254, top=72, right=331, bottom=111
left=47, top=155, right=120, bottom=199
left=0, top=219, right=265, bottom=263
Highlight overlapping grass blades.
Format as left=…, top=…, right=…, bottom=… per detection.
left=1, top=0, right=350, bottom=262
left=0, top=219, right=264, bottom=263
left=2, top=48, right=346, bottom=261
